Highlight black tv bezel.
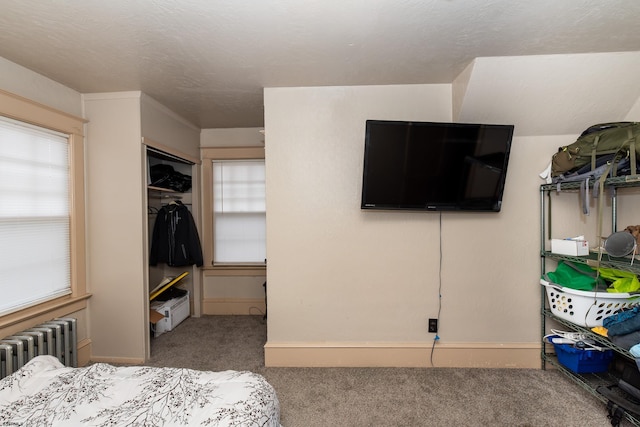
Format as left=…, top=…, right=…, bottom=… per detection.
left=360, top=120, right=514, bottom=212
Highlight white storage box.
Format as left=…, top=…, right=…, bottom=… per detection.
left=551, top=239, right=589, bottom=256
left=151, top=291, right=190, bottom=337
left=541, top=279, right=639, bottom=327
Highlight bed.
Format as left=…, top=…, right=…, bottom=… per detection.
left=0, top=355, right=281, bottom=426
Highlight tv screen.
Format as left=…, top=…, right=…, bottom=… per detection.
left=361, top=120, right=514, bottom=212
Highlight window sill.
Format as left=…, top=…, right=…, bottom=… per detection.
left=0, top=293, right=91, bottom=331
left=202, top=265, right=266, bottom=276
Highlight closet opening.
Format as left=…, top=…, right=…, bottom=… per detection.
left=146, top=145, right=202, bottom=349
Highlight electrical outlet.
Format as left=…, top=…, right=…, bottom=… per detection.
left=428, top=318, right=438, bottom=333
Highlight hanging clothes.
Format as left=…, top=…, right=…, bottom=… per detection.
left=150, top=201, right=203, bottom=267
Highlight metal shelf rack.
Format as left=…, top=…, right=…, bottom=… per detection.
left=540, top=176, right=640, bottom=425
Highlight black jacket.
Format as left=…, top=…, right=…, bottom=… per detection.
left=150, top=201, right=203, bottom=267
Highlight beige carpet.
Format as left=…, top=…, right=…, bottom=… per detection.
left=148, top=315, right=623, bottom=427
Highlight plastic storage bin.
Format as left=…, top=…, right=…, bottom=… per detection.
left=551, top=340, right=613, bottom=374
left=541, top=279, right=639, bottom=327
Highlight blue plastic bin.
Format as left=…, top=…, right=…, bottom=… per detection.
left=552, top=341, right=613, bottom=374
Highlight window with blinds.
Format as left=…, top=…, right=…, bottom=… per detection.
left=0, top=116, right=71, bottom=315
left=212, top=160, right=266, bottom=264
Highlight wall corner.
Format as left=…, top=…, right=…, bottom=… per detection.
left=452, top=59, right=475, bottom=122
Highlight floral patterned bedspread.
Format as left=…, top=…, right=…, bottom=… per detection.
left=0, top=356, right=280, bottom=426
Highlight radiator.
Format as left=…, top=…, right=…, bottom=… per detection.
left=0, top=317, right=77, bottom=380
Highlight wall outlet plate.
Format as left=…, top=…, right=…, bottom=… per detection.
left=428, top=318, right=438, bottom=333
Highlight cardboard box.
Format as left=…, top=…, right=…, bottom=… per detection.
left=149, top=309, right=164, bottom=324
left=551, top=239, right=589, bottom=256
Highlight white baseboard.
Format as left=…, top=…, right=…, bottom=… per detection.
left=202, top=298, right=266, bottom=316
left=264, top=341, right=542, bottom=368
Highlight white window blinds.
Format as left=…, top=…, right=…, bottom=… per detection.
left=0, top=116, right=71, bottom=315
left=213, top=160, right=266, bottom=264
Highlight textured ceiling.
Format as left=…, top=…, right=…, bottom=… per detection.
left=1, top=0, right=639, bottom=128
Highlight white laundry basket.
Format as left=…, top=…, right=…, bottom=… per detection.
left=541, top=279, right=640, bottom=327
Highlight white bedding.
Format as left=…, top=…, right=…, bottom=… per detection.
left=0, top=356, right=280, bottom=426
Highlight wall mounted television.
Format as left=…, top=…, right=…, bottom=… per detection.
left=361, top=120, right=514, bottom=212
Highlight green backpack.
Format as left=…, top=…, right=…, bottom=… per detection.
left=551, top=122, right=640, bottom=177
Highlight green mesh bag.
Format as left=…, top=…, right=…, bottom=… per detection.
left=545, top=261, right=606, bottom=291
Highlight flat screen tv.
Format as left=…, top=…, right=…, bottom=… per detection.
left=361, top=120, right=514, bottom=212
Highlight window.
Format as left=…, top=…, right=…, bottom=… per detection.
left=212, top=160, right=266, bottom=264
left=200, top=146, right=265, bottom=270
left=0, top=89, right=88, bottom=328
left=0, top=117, right=71, bottom=315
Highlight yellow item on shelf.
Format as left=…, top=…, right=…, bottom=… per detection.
left=149, top=271, right=189, bottom=301
left=591, top=326, right=608, bottom=337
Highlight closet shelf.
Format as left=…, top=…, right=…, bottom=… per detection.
left=148, top=185, right=178, bottom=193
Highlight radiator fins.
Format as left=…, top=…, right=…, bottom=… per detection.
left=0, top=317, right=77, bottom=379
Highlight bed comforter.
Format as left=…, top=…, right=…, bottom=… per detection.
left=0, top=356, right=280, bottom=426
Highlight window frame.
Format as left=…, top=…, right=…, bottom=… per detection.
left=201, top=146, right=266, bottom=272
left=0, top=89, right=90, bottom=331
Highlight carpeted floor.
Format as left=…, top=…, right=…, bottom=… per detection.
left=148, top=315, right=625, bottom=427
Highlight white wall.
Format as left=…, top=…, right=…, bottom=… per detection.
left=83, top=92, right=147, bottom=362
left=141, top=94, right=201, bottom=159
left=0, top=57, right=91, bottom=359
left=627, top=97, right=640, bottom=120
left=264, top=85, right=463, bottom=344
left=0, top=57, right=83, bottom=117
left=199, top=127, right=267, bottom=314
left=457, top=52, right=640, bottom=136
left=201, top=127, right=264, bottom=147
left=263, top=53, right=640, bottom=367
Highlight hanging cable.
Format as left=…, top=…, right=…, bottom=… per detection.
left=430, top=212, right=443, bottom=366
